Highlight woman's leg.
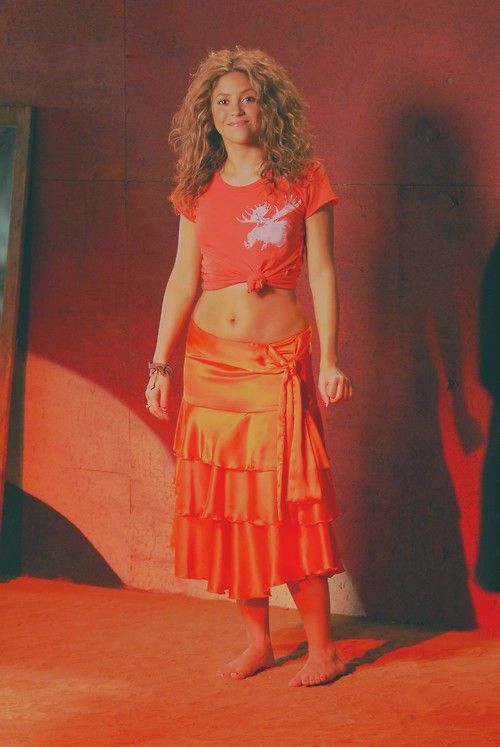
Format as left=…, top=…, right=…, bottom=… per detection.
left=216, top=596, right=276, bottom=679
left=286, top=575, right=347, bottom=687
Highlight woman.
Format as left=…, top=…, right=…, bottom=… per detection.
left=146, top=47, right=352, bottom=687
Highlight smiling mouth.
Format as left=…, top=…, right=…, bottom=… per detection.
left=228, top=121, right=249, bottom=127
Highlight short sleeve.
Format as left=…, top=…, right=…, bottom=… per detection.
left=304, top=163, right=340, bottom=218
left=171, top=190, right=198, bottom=222
left=175, top=202, right=197, bottom=223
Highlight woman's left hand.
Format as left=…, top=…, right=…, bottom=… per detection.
left=318, top=364, right=352, bottom=407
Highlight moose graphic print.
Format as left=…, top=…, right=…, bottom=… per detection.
left=237, top=195, right=302, bottom=251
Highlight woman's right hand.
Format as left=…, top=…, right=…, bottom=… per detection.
left=145, top=371, right=171, bottom=420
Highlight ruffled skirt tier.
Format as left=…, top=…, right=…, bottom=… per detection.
left=169, top=317, right=345, bottom=599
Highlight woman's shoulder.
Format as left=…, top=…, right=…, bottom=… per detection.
left=290, top=161, right=339, bottom=216
left=297, top=160, right=330, bottom=185
left=271, top=161, right=330, bottom=192
left=172, top=171, right=217, bottom=221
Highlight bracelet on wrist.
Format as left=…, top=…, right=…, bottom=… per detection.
left=148, top=360, right=174, bottom=377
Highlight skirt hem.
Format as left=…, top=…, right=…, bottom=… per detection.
left=172, top=511, right=342, bottom=527
left=174, top=564, right=346, bottom=601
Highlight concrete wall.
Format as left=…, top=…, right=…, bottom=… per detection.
left=1, top=0, right=498, bottom=630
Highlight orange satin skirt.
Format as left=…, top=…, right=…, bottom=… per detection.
left=168, top=316, right=345, bottom=600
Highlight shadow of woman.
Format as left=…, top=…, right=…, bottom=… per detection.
left=342, top=106, right=488, bottom=629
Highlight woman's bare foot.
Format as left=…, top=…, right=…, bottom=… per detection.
left=288, top=641, right=347, bottom=687
left=216, top=641, right=275, bottom=680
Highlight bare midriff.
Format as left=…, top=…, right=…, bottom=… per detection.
left=191, top=283, right=310, bottom=343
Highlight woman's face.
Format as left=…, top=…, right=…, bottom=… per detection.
left=210, top=71, right=261, bottom=147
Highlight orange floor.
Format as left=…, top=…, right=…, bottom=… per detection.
left=0, top=577, right=498, bottom=746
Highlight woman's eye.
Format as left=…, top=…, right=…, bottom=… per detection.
left=216, top=95, right=256, bottom=106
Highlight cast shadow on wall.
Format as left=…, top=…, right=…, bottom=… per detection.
left=346, top=105, right=486, bottom=629
left=0, top=482, right=123, bottom=587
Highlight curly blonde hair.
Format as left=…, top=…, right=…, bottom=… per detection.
left=168, top=46, right=323, bottom=218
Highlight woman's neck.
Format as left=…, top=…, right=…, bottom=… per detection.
left=221, top=146, right=264, bottom=181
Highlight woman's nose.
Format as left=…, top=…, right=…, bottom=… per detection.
left=230, top=101, right=244, bottom=115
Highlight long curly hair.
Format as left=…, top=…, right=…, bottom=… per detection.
left=168, top=46, right=322, bottom=218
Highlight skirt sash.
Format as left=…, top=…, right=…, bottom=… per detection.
left=262, top=326, right=320, bottom=520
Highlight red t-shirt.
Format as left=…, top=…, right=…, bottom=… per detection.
left=175, top=163, right=339, bottom=293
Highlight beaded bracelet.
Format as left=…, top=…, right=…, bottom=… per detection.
left=148, top=361, right=174, bottom=377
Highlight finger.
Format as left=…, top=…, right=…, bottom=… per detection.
left=319, top=377, right=329, bottom=406
left=148, top=401, right=168, bottom=420
left=146, top=401, right=160, bottom=418
left=327, top=378, right=340, bottom=403
left=160, top=380, right=170, bottom=410
left=333, top=376, right=352, bottom=402
left=156, top=401, right=169, bottom=419
left=329, top=378, right=345, bottom=403
left=146, top=384, right=165, bottom=419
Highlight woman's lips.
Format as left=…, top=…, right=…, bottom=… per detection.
left=228, top=120, right=249, bottom=127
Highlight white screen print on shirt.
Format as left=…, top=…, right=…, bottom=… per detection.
left=237, top=195, right=302, bottom=251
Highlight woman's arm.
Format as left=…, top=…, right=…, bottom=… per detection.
left=152, top=215, right=201, bottom=362
left=305, top=203, right=339, bottom=368
left=305, top=203, right=352, bottom=405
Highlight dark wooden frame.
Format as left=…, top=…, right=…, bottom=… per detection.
left=0, top=105, right=33, bottom=532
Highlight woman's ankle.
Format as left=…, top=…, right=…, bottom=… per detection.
left=246, top=634, right=273, bottom=651
left=306, top=639, right=338, bottom=657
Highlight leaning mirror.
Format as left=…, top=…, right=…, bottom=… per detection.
left=0, top=105, right=33, bottom=532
